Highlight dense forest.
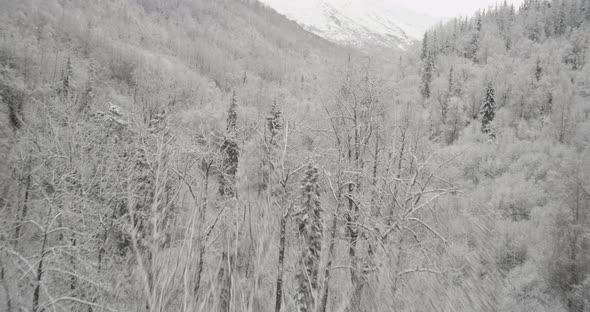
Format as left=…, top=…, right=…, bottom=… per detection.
left=0, top=0, right=588, bottom=311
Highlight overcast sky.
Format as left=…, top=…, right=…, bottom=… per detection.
left=392, top=0, right=525, bottom=18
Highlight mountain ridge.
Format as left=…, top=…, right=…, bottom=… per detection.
left=258, top=0, right=437, bottom=49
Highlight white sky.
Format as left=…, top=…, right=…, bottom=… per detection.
left=391, top=0, right=525, bottom=18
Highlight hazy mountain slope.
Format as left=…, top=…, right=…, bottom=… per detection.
left=0, top=0, right=351, bottom=310
left=258, top=0, right=436, bottom=49
left=1, top=0, right=589, bottom=312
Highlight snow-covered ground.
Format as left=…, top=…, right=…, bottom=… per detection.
left=258, top=0, right=437, bottom=49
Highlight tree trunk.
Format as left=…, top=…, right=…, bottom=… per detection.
left=218, top=251, right=232, bottom=312
left=194, top=164, right=211, bottom=297
left=32, top=206, right=51, bottom=312
left=319, top=199, right=342, bottom=312
left=274, top=214, right=287, bottom=312
left=14, top=155, right=32, bottom=247
left=0, top=259, right=12, bottom=312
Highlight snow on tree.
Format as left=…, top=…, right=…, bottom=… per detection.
left=268, top=99, right=282, bottom=142
left=421, top=32, right=428, bottom=61
left=295, top=164, right=322, bottom=312
left=535, top=58, right=542, bottom=82
left=59, top=57, right=74, bottom=97
left=470, top=16, right=482, bottom=62
left=219, top=91, right=239, bottom=197
left=78, top=60, right=96, bottom=113
left=421, top=52, right=434, bottom=99
left=448, top=65, right=455, bottom=95
left=480, top=81, right=496, bottom=138
left=262, top=99, right=282, bottom=191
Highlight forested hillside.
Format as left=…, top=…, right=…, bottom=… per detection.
left=0, top=0, right=588, bottom=311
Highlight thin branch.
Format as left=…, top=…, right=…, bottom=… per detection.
left=407, top=217, right=447, bottom=244
left=204, top=203, right=227, bottom=238
left=396, top=267, right=443, bottom=277
left=40, top=297, right=118, bottom=312
left=331, top=265, right=359, bottom=272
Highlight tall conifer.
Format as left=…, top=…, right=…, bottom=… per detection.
left=421, top=53, right=434, bottom=99
left=219, top=91, right=239, bottom=197
left=420, top=32, right=429, bottom=61
left=480, top=82, right=496, bottom=138
left=470, top=16, right=482, bottom=62
left=295, top=164, right=322, bottom=312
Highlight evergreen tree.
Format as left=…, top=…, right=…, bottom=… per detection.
left=420, top=53, right=434, bottom=99
left=217, top=251, right=231, bottom=312
left=295, top=164, right=323, bottom=312
left=1, top=85, right=24, bottom=130
left=529, top=15, right=542, bottom=42
left=420, top=32, right=428, bottom=61
left=60, top=57, right=73, bottom=97
left=79, top=81, right=93, bottom=112
left=267, top=99, right=282, bottom=146
left=432, top=31, right=439, bottom=57
left=262, top=100, right=282, bottom=191
left=480, top=82, right=496, bottom=138
left=567, top=27, right=587, bottom=70
left=535, top=59, right=543, bottom=82
left=448, top=66, right=455, bottom=95
left=570, top=0, right=583, bottom=28
left=217, top=94, right=239, bottom=312
left=79, top=61, right=95, bottom=113
left=540, top=91, right=553, bottom=123
left=219, top=91, right=239, bottom=197
left=470, top=16, right=482, bottom=62
left=556, top=3, right=566, bottom=36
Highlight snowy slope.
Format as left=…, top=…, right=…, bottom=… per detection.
left=258, top=0, right=436, bottom=49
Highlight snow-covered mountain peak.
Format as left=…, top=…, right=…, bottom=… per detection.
left=258, top=0, right=437, bottom=49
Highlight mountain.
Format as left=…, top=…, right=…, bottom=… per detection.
left=3, top=0, right=589, bottom=311
left=258, top=0, right=437, bottom=49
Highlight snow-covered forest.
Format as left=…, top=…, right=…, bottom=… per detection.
left=0, top=0, right=589, bottom=311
